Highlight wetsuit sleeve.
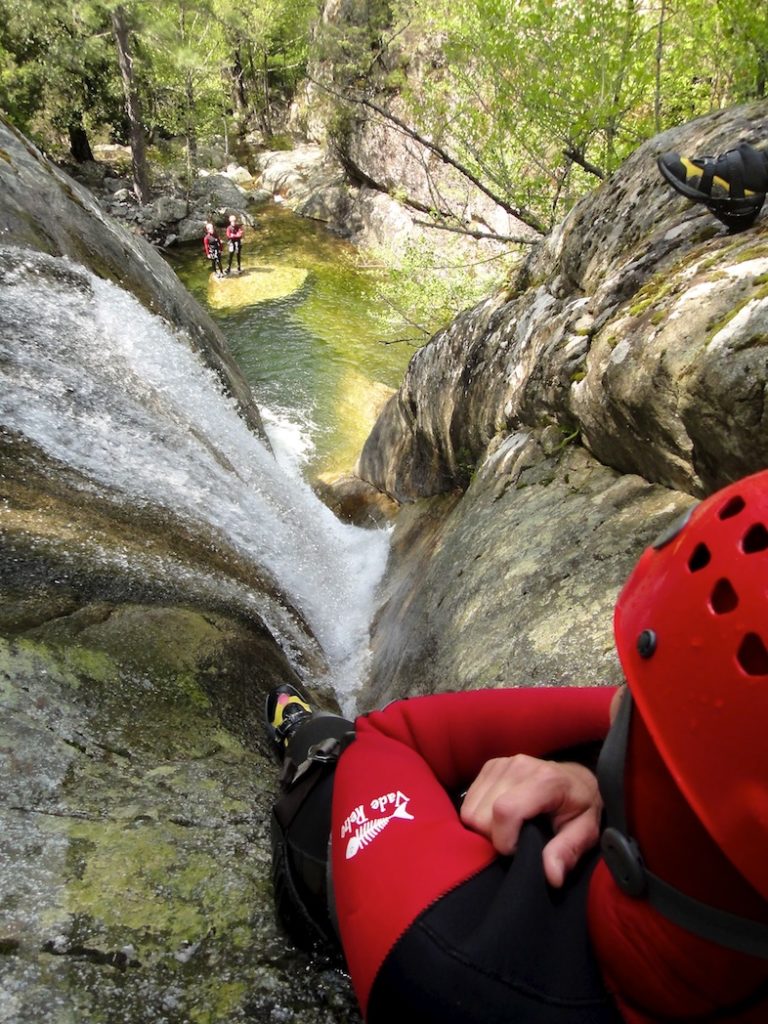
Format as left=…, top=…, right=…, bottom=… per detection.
left=357, top=686, right=614, bottom=789
left=331, top=686, right=614, bottom=1017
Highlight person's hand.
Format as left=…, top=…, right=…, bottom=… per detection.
left=459, top=754, right=603, bottom=888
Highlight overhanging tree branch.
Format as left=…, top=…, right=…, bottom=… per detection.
left=309, top=75, right=547, bottom=235
left=413, top=219, right=536, bottom=245
left=336, top=144, right=536, bottom=246
left=563, top=147, right=605, bottom=180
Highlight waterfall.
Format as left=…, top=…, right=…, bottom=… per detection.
left=0, top=248, right=390, bottom=710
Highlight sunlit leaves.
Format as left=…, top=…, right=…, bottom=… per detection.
left=387, top=0, right=767, bottom=229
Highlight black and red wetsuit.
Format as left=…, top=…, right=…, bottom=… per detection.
left=331, top=687, right=619, bottom=1023
left=275, top=687, right=768, bottom=1023
left=203, top=230, right=223, bottom=274
left=226, top=222, right=244, bottom=272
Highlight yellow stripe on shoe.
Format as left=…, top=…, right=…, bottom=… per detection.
left=681, top=157, right=757, bottom=197
left=274, top=692, right=311, bottom=731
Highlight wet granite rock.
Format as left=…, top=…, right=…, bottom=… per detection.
left=0, top=118, right=361, bottom=1022
left=358, top=100, right=768, bottom=707
left=0, top=626, right=360, bottom=1024
left=362, top=442, right=692, bottom=706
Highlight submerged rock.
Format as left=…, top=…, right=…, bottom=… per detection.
left=206, top=264, right=310, bottom=309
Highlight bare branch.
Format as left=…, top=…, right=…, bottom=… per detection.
left=309, top=75, right=547, bottom=235
left=413, top=219, right=536, bottom=246
left=563, top=147, right=605, bottom=180
left=377, top=292, right=433, bottom=336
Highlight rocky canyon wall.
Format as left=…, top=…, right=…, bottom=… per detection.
left=357, top=100, right=768, bottom=707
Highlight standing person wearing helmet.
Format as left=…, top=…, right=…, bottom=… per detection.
left=225, top=213, right=244, bottom=275
left=202, top=222, right=223, bottom=278
left=266, top=471, right=768, bottom=1023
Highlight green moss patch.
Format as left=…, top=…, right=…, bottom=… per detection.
left=629, top=274, right=676, bottom=317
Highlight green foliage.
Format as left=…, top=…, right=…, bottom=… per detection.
left=384, top=0, right=768, bottom=229
left=135, top=0, right=226, bottom=179
left=370, top=236, right=514, bottom=343
left=0, top=0, right=120, bottom=154
left=213, top=0, right=319, bottom=134
left=0, top=0, right=319, bottom=158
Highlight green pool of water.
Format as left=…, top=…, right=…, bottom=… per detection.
left=167, top=203, right=416, bottom=478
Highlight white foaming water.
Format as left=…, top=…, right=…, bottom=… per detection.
left=259, top=405, right=317, bottom=479
left=0, top=252, right=390, bottom=708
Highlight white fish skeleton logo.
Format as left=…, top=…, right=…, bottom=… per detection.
left=345, top=797, right=414, bottom=859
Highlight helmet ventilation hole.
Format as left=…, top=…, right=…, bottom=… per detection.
left=718, top=495, right=745, bottom=520
left=737, top=633, right=768, bottom=676
left=711, top=579, right=738, bottom=614
left=742, top=523, right=768, bottom=553
left=688, top=543, right=711, bottom=572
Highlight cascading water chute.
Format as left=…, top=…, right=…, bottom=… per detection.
left=0, top=246, right=390, bottom=708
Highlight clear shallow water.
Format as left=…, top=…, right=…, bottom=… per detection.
left=168, top=203, right=416, bottom=478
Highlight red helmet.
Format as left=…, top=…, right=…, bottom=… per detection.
left=613, top=470, right=768, bottom=902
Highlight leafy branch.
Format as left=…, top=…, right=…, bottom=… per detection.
left=309, top=74, right=547, bottom=235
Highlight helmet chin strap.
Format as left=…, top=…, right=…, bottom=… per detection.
left=597, top=691, right=768, bottom=959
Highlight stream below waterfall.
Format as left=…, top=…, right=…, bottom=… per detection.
left=167, top=202, right=415, bottom=481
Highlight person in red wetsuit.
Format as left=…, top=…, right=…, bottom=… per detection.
left=267, top=470, right=768, bottom=1023
left=202, top=222, right=223, bottom=277
left=225, top=213, right=244, bottom=274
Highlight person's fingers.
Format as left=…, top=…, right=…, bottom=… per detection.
left=460, top=755, right=538, bottom=832
left=542, top=807, right=602, bottom=887
left=461, top=756, right=603, bottom=876
left=461, top=756, right=566, bottom=853
left=488, top=784, right=558, bottom=855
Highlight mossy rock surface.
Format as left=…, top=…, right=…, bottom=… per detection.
left=0, top=619, right=360, bottom=1023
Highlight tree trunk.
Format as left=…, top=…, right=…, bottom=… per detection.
left=68, top=117, right=94, bottom=163
left=229, top=45, right=248, bottom=130
left=185, top=71, right=198, bottom=182
left=111, top=5, right=150, bottom=205
left=262, top=50, right=272, bottom=138
left=756, top=47, right=768, bottom=98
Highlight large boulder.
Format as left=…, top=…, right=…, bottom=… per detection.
left=191, top=172, right=250, bottom=212
left=363, top=443, right=692, bottom=707
left=359, top=101, right=768, bottom=504
left=358, top=100, right=768, bottom=707
left=255, top=144, right=337, bottom=199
